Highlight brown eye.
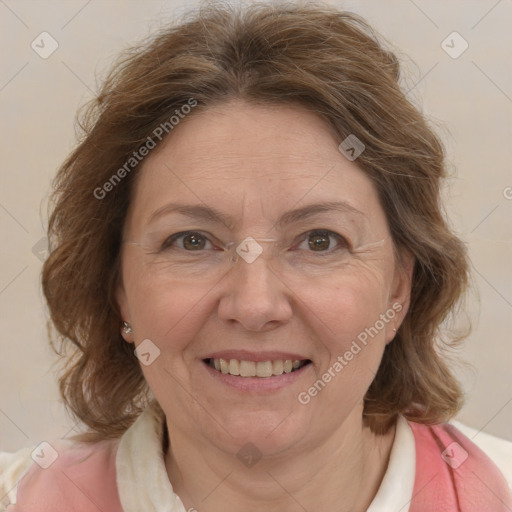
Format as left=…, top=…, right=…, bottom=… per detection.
left=161, top=231, right=211, bottom=251
left=182, top=232, right=206, bottom=250
left=308, top=232, right=331, bottom=251
left=296, top=230, right=348, bottom=254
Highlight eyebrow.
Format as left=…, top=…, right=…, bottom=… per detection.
left=147, top=201, right=365, bottom=229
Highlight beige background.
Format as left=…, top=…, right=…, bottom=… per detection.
left=0, top=0, right=511, bottom=452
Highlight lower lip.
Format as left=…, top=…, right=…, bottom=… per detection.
left=202, top=360, right=312, bottom=392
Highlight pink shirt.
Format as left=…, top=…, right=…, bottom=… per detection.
left=6, top=409, right=512, bottom=511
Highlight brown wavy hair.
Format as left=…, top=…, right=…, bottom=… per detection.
left=42, top=1, right=470, bottom=442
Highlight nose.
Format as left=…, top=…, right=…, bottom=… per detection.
left=217, top=251, right=293, bottom=332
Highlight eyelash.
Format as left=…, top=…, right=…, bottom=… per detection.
left=160, top=230, right=349, bottom=254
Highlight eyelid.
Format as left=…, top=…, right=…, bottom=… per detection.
left=162, top=230, right=219, bottom=250
left=162, top=229, right=350, bottom=252
left=293, top=229, right=350, bottom=251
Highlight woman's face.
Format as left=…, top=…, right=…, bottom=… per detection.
left=117, top=100, right=412, bottom=455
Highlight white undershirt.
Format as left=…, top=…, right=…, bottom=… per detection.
left=116, top=401, right=416, bottom=512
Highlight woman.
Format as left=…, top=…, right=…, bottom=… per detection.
left=1, top=2, right=510, bottom=511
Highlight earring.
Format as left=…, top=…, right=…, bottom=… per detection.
left=122, top=321, right=133, bottom=334
left=392, top=327, right=397, bottom=332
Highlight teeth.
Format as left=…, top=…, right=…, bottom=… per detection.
left=209, top=358, right=307, bottom=378
left=240, top=360, right=256, bottom=377
left=256, top=361, right=273, bottom=378
left=273, top=360, right=284, bottom=375
left=229, top=359, right=240, bottom=375
left=220, top=358, right=229, bottom=374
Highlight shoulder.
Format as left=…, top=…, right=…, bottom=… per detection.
left=1, top=438, right=123, bottom=512
left=449, top=419, right=512, bottom=488
left=408, top=421, right=512, bottom=511
left=0, top=446, right=34, bottom=510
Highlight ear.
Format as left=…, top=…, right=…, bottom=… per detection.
left=116, top=280, right=134, bottom=343
left=385, top=246, right=415, bottom=343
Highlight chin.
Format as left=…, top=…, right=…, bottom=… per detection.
left=204, top=406, right=314, bottom=457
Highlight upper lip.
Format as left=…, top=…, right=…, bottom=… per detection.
left=202, top=350, right=310, bottom=363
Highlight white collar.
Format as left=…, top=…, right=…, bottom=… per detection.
left=116, top=400, right=186, bottom=512
left=116, top=401, right=415, bottom=512
left=367, top=415, right=415, bottom=512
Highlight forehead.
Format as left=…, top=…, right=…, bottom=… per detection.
left=146, top=101, right=341, bottom=174
left=125, top=101, right=387, bottom=234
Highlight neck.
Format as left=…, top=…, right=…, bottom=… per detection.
left=164, top=411, right=396, bottom=512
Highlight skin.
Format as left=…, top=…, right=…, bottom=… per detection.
left=117, top=100, right=414, bottom=512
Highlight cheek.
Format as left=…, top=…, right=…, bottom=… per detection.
left=125, top=276, right=214, bottom=399
left=122, top=253, right=210, bottom=350
left=296, top=258, right=394, bottom=398
left=296, top=273, right=391, bottom=424
left=133, top=282, right=208, bottom=342
left=304, top=258, right=392, bottom=339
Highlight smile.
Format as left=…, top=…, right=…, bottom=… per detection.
left=205, top=358, right=311, bottom=378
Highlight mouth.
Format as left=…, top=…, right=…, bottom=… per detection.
left=204, top=358, right=312, bottom=378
